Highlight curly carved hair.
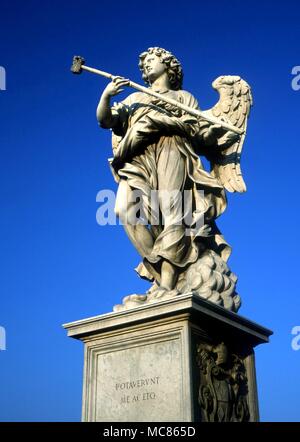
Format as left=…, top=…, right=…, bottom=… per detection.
left=138, top=47, right=183, bottom=91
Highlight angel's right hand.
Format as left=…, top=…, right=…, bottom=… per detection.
left=102, top=76, right=130, bottom=97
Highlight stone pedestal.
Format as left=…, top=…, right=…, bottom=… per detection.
left=63, top=294, right=272, bottom=422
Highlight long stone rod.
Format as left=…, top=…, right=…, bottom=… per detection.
left=81, top=65, right=244, bottom=135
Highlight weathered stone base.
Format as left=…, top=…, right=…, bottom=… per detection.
left=63, top=294, right=272, bottom=422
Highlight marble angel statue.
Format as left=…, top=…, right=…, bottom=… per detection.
left=96, top=47, right=252, bottom=312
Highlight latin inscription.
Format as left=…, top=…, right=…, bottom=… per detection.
left=116, top=376, right=160, bottom=404
left=95, top=338, right=182, bottom=421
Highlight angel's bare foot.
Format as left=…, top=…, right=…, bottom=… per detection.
left=113, top=294, right=147, bottom=312
left=147, top=286, right=168, bottom=301
left=147, top=286, right=180, bottom=302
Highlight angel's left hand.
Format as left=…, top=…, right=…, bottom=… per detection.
left=202, top=123, right=225, bottom=144
left=223, top=130, right=240, bottom=144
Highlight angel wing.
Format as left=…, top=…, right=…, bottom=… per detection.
left=202, top=75, right=253, bottom=193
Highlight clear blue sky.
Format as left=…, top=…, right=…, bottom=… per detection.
left=0, top=0, right=300, bottom=422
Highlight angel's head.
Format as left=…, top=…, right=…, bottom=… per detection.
left=139, top=47, right=183, bottom=90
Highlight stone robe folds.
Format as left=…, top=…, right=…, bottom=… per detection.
left=108, top=90, right=230, bottom=281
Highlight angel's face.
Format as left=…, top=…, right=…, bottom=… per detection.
left=143, top=53, right=166, bottom=84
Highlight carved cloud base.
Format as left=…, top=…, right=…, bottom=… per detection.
left=116, top=250, right=241, bottom=313
left=63, top=294, right=272, bottom=422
